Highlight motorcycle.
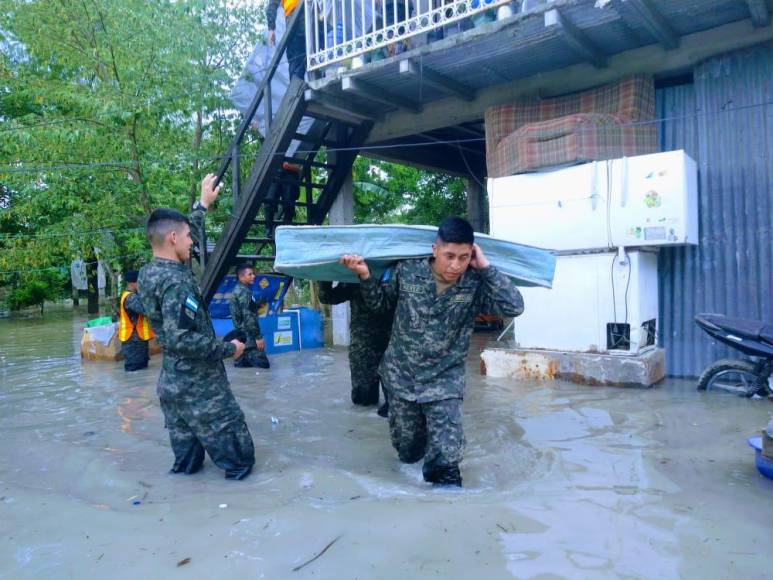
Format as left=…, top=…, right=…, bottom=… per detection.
left=694, top=314, right=773, bottom=398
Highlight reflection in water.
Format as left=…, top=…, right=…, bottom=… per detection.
left=1, top=308, right=771, bottom=579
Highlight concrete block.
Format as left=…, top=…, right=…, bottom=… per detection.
left=480, top=347, right=666, bottom=388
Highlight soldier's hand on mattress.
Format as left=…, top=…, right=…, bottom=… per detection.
left=470, top=243, right=490, bottom=270
left=339, top=254, right=370, bottom=279
left=256, top=338, right=265, bottom=351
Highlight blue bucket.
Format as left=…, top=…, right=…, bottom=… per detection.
left=747, top=437, right=773, bottom=481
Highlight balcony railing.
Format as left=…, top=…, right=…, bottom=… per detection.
left=304, top=0, right=518, bottom=71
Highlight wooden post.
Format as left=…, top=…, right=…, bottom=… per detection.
left=466, top=177, right=488, bottom=234
left=327, top=153, right=354, bottom=347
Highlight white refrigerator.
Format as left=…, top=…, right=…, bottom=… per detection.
left=514, top=251, right=659, bottom=353
left=488, top=150, right=699, bottom=252
left=487, top=149, right=698, bottom=354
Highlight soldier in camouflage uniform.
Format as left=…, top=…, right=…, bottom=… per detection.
left=341, top=217, right=524, bottom=487
left=229, top=263, right=270, bottom=369
left=138, top=174, right=255, bottom=480
left=318, top=281, right=394, bottom=412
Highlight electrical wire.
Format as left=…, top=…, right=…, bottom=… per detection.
left=0, top=226, right=144, bottom=241
left=4, top=86, right=773, bottom=176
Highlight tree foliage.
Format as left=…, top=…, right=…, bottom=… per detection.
left=351, top=158, right=468, bottom=226
left=0, top=0, right=262, bottom=287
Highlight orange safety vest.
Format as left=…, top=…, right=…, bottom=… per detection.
left=283, top=0, right=300, bottom=17
left=119, top=291, right=154, bottom=342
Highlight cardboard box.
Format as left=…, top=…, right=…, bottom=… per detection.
left=80, top=325, right=122, bottom=361
left=80, top=324, right=161, bottom=362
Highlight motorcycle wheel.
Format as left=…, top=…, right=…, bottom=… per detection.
left=696, top=359, right=762, bottom=397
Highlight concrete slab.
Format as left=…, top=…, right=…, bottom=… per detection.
left=481, top=346, right=666, bottom=387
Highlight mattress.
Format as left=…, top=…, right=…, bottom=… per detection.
left=273, top=224, right=556, bottom=288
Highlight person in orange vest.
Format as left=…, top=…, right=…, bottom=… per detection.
left=119, top=270, right=155, bottom=372
left=267, top=0, right=306, bottom=80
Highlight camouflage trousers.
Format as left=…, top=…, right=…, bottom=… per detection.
left=388, top=395, right=465, bottom=482
left=158, top=380, right=255, bottom=480
left=348, top=335, right=388, bottom=406
left=235, top=348, right=270, bottom=369
left=122, top=337, right=149, bottom=372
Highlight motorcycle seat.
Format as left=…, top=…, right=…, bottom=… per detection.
left=697, top=314, right=770, bottom=342
left=761, top=325, right=773, bottom=346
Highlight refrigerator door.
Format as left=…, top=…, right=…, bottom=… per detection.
left=488, top=161, right=611, bottom=252
left=609, top=150, right=699, bottom=247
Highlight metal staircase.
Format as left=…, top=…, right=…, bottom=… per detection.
left=198, top=9, right=373, bottom=303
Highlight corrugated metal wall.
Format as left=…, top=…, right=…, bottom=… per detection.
left=657, top=42, right=773, bottom=377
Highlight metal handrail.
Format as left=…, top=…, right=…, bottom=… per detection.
left=304, top=0, right=514, bottom=71
left=214, top=6, right=305, bottom=187
left=197, top=7, right=304, bottom=271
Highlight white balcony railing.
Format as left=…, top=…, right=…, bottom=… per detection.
left=304, top=0, right=517, bottom=71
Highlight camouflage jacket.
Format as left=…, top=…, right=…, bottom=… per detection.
left=230, top=282, right=263, bottom=343
left=138, top=209, right=235, bottom=386
left=318, top=281, right=394, bottom=341
left=123, top=291, right=145, bottom=321
left=360, top=258, right=524, bottom=403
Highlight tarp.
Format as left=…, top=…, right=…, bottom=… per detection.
left=229, top=18, right=314, bottom=157
left=209, top=273, right=292, bottom=319
left=273, top=224, right=557, bottom=288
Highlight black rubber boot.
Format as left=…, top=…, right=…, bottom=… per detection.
left=377, top=401, right=389, bottom=418
left=170, top=443, right=205, bottom=475
left=225, top=465, right=253, bottom=480
left=424, top=465, right=462, bottom=487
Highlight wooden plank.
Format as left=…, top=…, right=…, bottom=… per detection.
left=341, top=77, right=422, bottom=113
left=362, top=142, right=486, bottom=179
left=545, top=9, right=607, bottom=69
left=611, top=0, right=679, bottom=50
left=236, top=255, right=275, bottom=261
left=399, top=59, right=476, bottom=101
left=746, top=0, right=771, bottom=27
left=305, top=89, right=384, bottom=122
left=367, top=18, right=773, bottom=144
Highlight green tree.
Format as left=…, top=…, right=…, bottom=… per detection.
left=0, top=0, right=262, bottom=302
left=352, top=157, right=468, bottom=226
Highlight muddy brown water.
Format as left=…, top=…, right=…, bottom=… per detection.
left=0, top=308, right=771, bottom=579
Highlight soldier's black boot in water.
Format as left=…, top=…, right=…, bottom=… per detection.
left=170, top=443, right=205, bottom=474
left=424, top=464, right=462, bottom=487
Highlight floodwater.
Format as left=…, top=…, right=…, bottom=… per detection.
left=0, top=308, right=771, bottom=580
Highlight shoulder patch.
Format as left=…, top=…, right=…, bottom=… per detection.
left=185, top=295, right=199, bottom=313
left=179, top=293, right=199, bottom=330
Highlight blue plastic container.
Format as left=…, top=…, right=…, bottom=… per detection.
left=747, top=437, right=773, bottom=480
left=294, top=307, right=324, bottom=349
left=211, top=311, right=323, bottom=355
left=260, top=311, right=302, bottom=355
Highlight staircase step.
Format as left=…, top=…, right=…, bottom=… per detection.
left=236, top=254, right=275, bottom=262
left=252, top=220, right=310, bottom=226
left=290, top=159, right=336, bottom=170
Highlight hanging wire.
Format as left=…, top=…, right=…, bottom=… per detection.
left=3, top=97, right=773, bottom=176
